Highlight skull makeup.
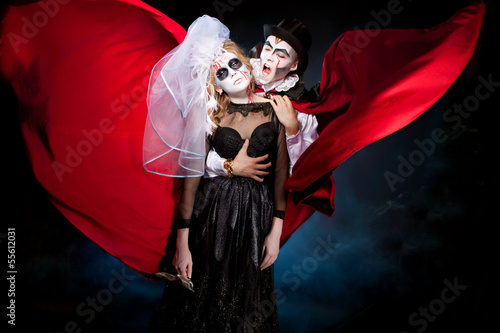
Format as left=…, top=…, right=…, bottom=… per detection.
left=213, top=51, right=251, bottom=97
left=259, top=35, right=298, bottom=85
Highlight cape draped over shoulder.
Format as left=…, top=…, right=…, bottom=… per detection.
left=0, top=0, right=485, bottom=274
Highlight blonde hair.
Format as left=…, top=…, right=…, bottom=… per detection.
left=207, top=40, right=255, bottom=130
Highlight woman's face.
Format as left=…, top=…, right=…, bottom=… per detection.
left=213, top=51, right=251, bottom=96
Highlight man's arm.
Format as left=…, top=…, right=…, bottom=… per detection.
left=286, top=112, right=318, bottom=174
left=205, top=148, right=226, bottom=178
left=271, top=95, right=319, bottom=174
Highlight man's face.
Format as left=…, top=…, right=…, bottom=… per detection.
left=258, top=35, right=298, bottom=85
left=213, top=51, right=251, bottom=96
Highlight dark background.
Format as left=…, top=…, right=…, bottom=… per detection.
left=2, top=0, right=498, bottom=332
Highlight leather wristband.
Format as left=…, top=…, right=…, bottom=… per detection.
left=274, top=210, right=285, bottom=220
left=171, top=219, right=191, bottom=229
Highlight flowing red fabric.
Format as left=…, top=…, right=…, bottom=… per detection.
left=1, top=0, right=186, bottom=275
left=0, top=0, right=484, bottom=274
left=281, top=3, right=485, bottom=243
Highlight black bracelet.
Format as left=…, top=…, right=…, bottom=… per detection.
left=171, top=219, right=191, bottom=229
left=274, top=210, right=285, bottom=220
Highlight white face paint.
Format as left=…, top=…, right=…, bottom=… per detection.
left=213, top=51, right=251, bottom=97
left=259, top=35, right=298, bottom=85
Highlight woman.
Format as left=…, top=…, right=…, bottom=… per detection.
left=146, top=16, right=288, bottom=332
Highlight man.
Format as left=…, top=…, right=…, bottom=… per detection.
left=205, top=18, right=319, bottom=179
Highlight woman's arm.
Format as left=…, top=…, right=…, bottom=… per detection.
left=173, top=175, right=201, bottom=279
left=260, top=121, right=289, bottom=270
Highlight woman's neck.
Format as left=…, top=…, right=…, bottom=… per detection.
left=228, top=92, right=268, bottom=104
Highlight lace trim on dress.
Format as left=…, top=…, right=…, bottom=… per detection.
left=227, top=102, right=273, bottom=117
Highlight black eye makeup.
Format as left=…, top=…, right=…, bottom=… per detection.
left=216, top=68, right=228, bottom=81
left=215, top=58, right=243, bottom=81
left=228, top=58, right=242, bottom=69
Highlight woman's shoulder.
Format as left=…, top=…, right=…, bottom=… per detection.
left=253, top=95, right=272, bottom=104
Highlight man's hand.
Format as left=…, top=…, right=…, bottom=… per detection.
left=270, top=95, right=299, bottom=136
left=232, top=139, right=271, bottom=182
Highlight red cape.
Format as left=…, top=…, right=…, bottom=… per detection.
left=282, top=3, right=485, bottom=243
left=0, top=0, right=485, bottom=275
left=1, top=0, right=186, bottom=275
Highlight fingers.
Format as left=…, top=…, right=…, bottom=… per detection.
left=253, top=154, right=270, bottom=163
left=270, top=95, right=282, bottom=109
left=271, top=95, right=296, bottom=128
left=269, top=96, right=282, bottom=112
left=271, top=95, right=289, bottom=108
left=250, top=168, right=270, bottom=182
left=177, top=262, right=192, bottom=279
left=175, top=262, right=184, bottom=276
left=282, top=95, right=293, bottom=110
left=252, top=164, right=271, bottom=175
left=176, top=265, right=184, bottom=277
left=260, top=249, right=278, bottom=270
left=276, top=95, right=293, bottom=113
left=174, top=252, right=193, bottom=279
left=261, top=244, right=268, bottom=268
left=260, top=242, right=279, bottom=270
left=250, top=162, right=271, bottom=182
left=241, top=138, right=249, bottom=151
left=255, top=167, right=271, bottom=174
left=251, top=175, right=264, bottom=183
left=272, top=95, right=284, bottom=103
left=252, top=175, right=265, bottom=182
left=235, top=139, right=250, bottom=159
left=252, top=155, right=271, bottom=169
left=187, top=262, right=192, bottom=280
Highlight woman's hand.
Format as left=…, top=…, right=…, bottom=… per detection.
left=270, top=95, right=299, bottom=136
left=173, top=229, right=192, bottom=279
left=260, top=217, right=283, bottom=270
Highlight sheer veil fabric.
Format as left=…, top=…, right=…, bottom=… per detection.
left=144, top=15, right=228, bottom=178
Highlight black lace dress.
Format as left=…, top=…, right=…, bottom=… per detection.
left=149, top=102, right=288, bottom=333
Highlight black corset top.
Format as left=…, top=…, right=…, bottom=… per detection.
left=212, top=103, right=279, bottom=179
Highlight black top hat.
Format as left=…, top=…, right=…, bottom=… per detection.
left=263, top=18, right=312, bottom=74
